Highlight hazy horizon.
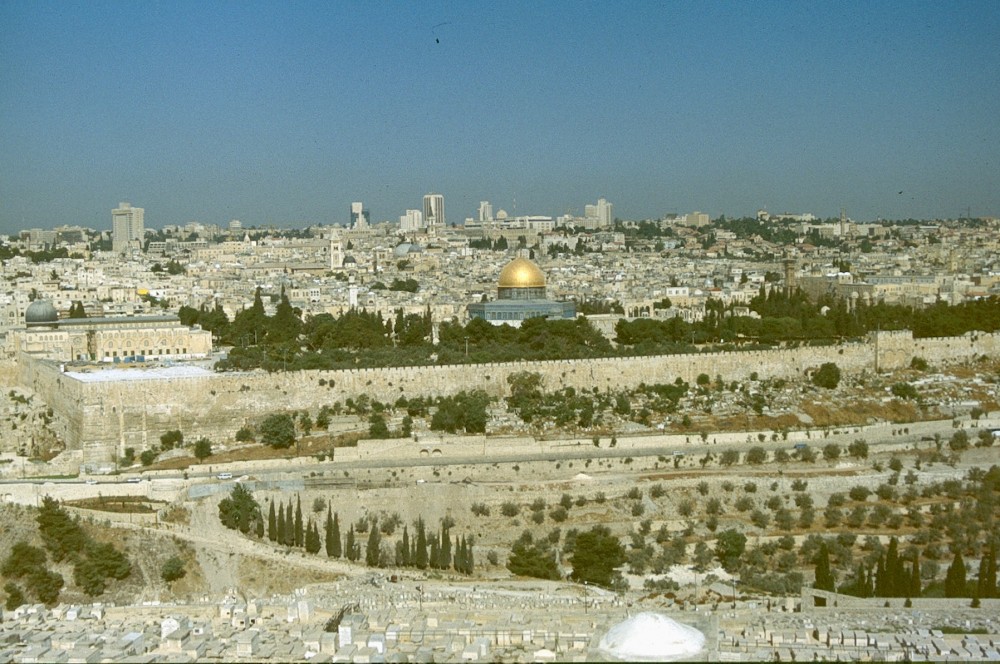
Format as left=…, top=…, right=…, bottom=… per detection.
left=2, top=1, right=998, bottom=233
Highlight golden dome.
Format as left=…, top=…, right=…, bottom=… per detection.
left=498, top=257, right=546, bottom=289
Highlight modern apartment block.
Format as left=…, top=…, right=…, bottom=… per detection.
left=111, top=202, right=145, bottom=254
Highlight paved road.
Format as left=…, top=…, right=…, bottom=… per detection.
left=2, top=416, right=986, bottom=489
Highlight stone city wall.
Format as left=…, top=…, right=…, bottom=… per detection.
left=16, top=331, right=999, bottom=463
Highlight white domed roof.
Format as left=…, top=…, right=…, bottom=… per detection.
left=598, top=612, right=705, bottom=661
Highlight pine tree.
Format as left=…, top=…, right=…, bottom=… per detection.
left=945, top=551, right=967, bottom=598
left=268, top=500, right=277, bottom=542
left=415, top=518, right=428, bottom=570
left=366, top=520, right=381, bottom=567
left=284, top=502, right=294, bottom=546
left=813, top=543, right=835, bottom=592
left=276, top=501, right=286, bottom=545
left=346, top=525, right=357, bottom=562
left=294, top=495, right=304, bottom=548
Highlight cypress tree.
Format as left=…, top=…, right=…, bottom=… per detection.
left=268, top=500, right=277, bottom=542
left=453, top=535, right=463, bottom=573
left=853, top=564, right=868, bottom=598
left=978, top=542, right=997, bottom=599
left=295, top=495, right=304, bottom=548
left=886, top=537, right=906, bottom=597
left=813, top=543, right=835, bottom=592
left=429, top=538, right=440, bottom=570
left=400, top=526, right=411, bottom=567
left=465, top=535, right=474, bottom=574
left=324, top=506, right=335, bottom=557
left=366, top=519, right=381, bottom=567
left=885, top=538, right=898, bottom=596
left=415, top=518, right=428, bottom=569
left=875, top=553, right=887, bottom=597
left=306, top=520, right=321, bottom=554
left=276, top=501, right=286, bottom=545
left=945, top=551, right=967, bottom=598
left=255, top=515, right=264, bottom=539
left=284, top=502, right=294, bottom=546
left=346, top=525, right=357, bottom=562
left=910, top=556, right=922, bottom=598
left=440, top=524, right=452, bottom=570
left=332, top=513, right=342, bottom=558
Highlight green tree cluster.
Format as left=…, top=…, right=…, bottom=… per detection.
left=2, top=541, right=63, bottom=607
left=218, top=485, right=263, bottom=534
left=2, top=497, right=132, bottom=605
left=812, top=363, right=841, bottom=389
left=430, top=390, right=491, bottom=434
left=260, top=413, right=296, bottom=449
left=507, top=531, right=560, bottom=580
left=161, top=556, right=186, bottom=583
left=569, top=526, right=625, bottom=588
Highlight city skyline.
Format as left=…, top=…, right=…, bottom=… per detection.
left=2, top=1, right=998, bottom=234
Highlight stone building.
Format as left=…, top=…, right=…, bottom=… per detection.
left=13, top=300, right=212, bottom=362
left=467, top=257, right=575, bottom=326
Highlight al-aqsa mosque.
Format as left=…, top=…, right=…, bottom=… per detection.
left=467, top=257, right=575, bottom=326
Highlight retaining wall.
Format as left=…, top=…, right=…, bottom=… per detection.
left=16, top=331, right=999, bottom=464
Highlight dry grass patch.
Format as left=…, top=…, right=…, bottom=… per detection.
left=238, top=556, right=342, bottom=595
left=161, top=504, right=191, bottom=526
left=800, top=399, right=923, bottom=427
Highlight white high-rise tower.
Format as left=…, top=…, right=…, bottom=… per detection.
left=350, top=202, right=370, bottom=229
left=399, top=209, right=424, bottom=232
left=423, top=193, right=444, bottom=233
left=596, top=198, right=613, bottom=228
left=478, top=201, right=493, bottom=222
left=112, top=202, right=145, bottom=254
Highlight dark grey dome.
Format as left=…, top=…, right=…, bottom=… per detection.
left=393, top=243, right=423, bottom=258
left=25, top=300, right=58, bottom=325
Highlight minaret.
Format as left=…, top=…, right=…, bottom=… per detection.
left=783, top=256, right=797, bottom=295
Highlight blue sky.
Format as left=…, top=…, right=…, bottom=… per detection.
left=1, top=1, right=998, bottom=233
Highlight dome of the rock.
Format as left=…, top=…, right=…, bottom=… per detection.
left=498, top=257, right=545, bottom=289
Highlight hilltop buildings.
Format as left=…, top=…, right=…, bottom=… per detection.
left=14, top=299, right=211, bottom=362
